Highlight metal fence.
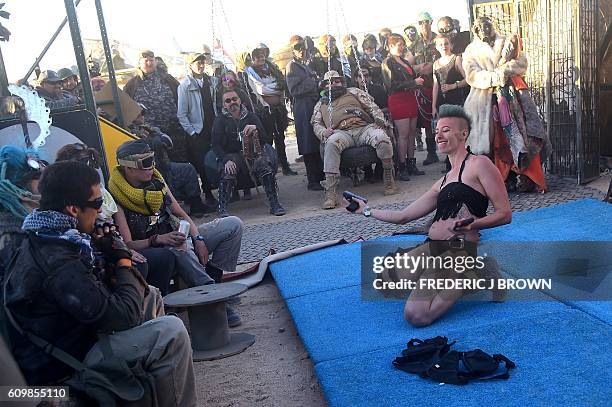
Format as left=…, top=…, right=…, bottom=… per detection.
left=472, top=0, right=600, bottom=183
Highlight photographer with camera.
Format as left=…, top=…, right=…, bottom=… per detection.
left=3, top=161, right=196, bottom=405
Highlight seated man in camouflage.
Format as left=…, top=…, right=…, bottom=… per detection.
left=311, top=70, right=398, bottom=209
left=129, top=104, right=212, bottom=217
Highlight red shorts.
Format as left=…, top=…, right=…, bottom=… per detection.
left=388, top=90, right=418, bottom=120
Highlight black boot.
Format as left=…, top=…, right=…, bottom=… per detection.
left=423, top=151, right=440, bottom=166
left=407, top=158, right=425, bottom=175
left=281, top=161, right=298, bottom=176
left=188, top=197, right=214, bottom=218
left=262, top=173, right=286, bottom=216
left=397, top=162, right=411, bottom=181
left=217, top=178, right=234, bottom=218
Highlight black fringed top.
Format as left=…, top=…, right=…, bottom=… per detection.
left=432, top=152, right=489, bottom=222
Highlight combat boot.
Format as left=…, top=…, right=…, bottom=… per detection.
left=397, top=162, right=411, bottom=182
left=217, top=178, right=234, bottom=218
left=262, top=173, right=286, bottom=216
left=407, top=158, right=425, bottom=175
left=321, top=173, right=339, bottom=209
left=383, top=165, right=399, bottom=195
left=423, top=151, right=440, bottom=166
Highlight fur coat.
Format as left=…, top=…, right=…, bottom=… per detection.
left=462, top=35, right=528, bottom=155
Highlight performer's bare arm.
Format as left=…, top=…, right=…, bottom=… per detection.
left=350, top=178, right=444, bottom=224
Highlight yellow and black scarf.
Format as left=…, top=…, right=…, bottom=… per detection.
left=108, top=166, right=167, bottom=215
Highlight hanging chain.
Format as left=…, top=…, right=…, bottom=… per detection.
left=215, top=0, right=258, bottom=112
left=335, top=0, right=368, bottom=95
left=325, top=0, right=333, bottom=127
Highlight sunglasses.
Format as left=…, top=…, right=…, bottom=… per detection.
left=118, top=153, right=156, bottom=170
left=330, top=78, right=343, bottom=84
left=81, top=196, right=104, bottom=210
left=222, top=77, right=236, bottom=82
left=439, top=27, right=454, bottom=34
left=293, top=43, right=306, bottom=51
left=224, top=96, right=239, bottom=103
left=418, top=20, right=431, bottom=25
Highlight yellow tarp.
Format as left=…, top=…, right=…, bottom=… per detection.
left=99, top=116, right=137, bottom=168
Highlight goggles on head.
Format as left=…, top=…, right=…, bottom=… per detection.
left=118, top=152, right=155, bottom=170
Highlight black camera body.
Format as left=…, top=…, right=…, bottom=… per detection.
left=343, top=191, right=367, bottom=213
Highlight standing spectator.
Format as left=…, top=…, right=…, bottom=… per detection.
left=310, top=35, right=348, bottom=82
left=432, top=35, right=469, bottom=116
left=87, top=57, right=106, bottom=92
left=176, top=52, right=220, bottom=207
left=437, top=16, right=471, bottom=55
left=342, top=34, right=360, bottom=76
left=235, top=51, right=252, bottom=88
left=215, top=70, right=253, bottom=113
left=123, top=50, right=186, bottom=162
left=382, top=34, right=425, bottom=181
left=246, top=43, right=298, bottom=176
left=410, top=11, right=441, bottom=166
left=354, top=66, right=388, bottom=110
left=360, top=34, right=384, bottom=86
left=58, top=67, right=83, bottom=102
left=285, top=35, right=324, bottom=191
left=35, top=70, right=78, bottom=110
left=378, top=27, right=392, bottom=58
left=155, top=56, right=168, bottom=74
left=432, top=34, right=470, bottom=172
left=463, top=17, right=550, bottom=192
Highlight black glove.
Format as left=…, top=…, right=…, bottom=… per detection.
left=92, top=223, right=132, bottom=264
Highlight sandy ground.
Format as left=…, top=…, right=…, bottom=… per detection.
left=194, top=274, right=325, bottom=407
left=192, top=131, right=611, bottom=406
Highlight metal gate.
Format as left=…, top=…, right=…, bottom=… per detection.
left=470, top=0, right=600, bottom=183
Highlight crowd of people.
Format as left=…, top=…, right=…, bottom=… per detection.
left=0, top=10, right=553, bottom=406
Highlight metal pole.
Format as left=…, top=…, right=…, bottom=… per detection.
left=65, top=0, right=96, bottom=116
left=0, top=46, right=9, bottom=96
left=94, top=0, right=124, bottom=127
left=21, top=0, right=82, bottom=84
left=574, top=0, right=583, bottom=183
left=64, top=0, right=109, bottom=181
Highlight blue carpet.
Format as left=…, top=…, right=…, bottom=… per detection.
left=285, top=284, right=567, bottom=364
left=270, top=199, right=612, bottom=406
left=315, top=310, right=612, bottom=407
left=271, top=235, right=425, bottom=299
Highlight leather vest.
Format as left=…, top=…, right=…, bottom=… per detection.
left=123, top=194, right=174, bottom=240
left=321, top=92, right=371, bottom=130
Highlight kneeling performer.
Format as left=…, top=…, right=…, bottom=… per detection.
left=347, top=105, right=512, bottom=326
left=311, top=70, right=397, bottom=209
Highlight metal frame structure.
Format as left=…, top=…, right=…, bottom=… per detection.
left=0, top=0, right=127, bottom=178
left=467, top=0, right=601, bottom=184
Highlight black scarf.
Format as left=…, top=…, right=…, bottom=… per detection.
left=320, top=86, right=347, bottom=103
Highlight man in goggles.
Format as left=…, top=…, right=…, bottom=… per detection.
left=117, top=151, right=156, bottom=170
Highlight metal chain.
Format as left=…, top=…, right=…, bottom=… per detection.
left=335, top=0, right=368, bottom=95
left=325, top=0, right=333, bottom=126
left=215, top=0, right=258, bottom=112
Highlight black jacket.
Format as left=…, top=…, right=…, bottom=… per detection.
left=4, top=234, right=146, bottom=384
left=381, top=56, right=420, bottom=94
left=212, top=109, right=267, bottom=164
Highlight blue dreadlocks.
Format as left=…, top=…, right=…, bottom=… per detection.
left=0, top=145, right=41, bottom=219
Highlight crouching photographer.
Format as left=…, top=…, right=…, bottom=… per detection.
left=2, top=161, right=196, bottom=405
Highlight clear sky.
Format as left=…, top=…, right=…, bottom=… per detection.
left=1, top=0, right=470, bottom=82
